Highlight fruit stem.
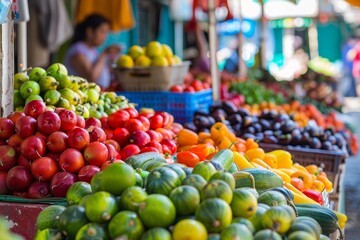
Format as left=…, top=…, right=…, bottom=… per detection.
left=337, top=223, right=344, bottom=240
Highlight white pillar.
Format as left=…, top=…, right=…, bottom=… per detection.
left=208, top=0, right=220, bottom=101
left=17, top=21, right=27, bottom=71
left=0, top=12, right=14, bottom=117
left=174, top=21, right=183, bottom=59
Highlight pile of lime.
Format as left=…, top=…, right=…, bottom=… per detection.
left=14, top=63, right=133, bottom=118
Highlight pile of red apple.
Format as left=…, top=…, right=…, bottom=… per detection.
left=0, top=100, right=179, bottom=199
left=169, top=79, right=211, bottom=93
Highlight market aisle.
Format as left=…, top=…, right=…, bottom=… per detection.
left=344, top=108, right=360, bottom=238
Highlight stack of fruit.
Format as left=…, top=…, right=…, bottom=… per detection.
left=13, top=63, right=132, bottom=118
left=116, top=41, right=182, bottom=68
left=34, top=149, right=346, bottom=240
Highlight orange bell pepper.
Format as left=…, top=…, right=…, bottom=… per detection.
left=189, top=144, right=215, bottom=161
left=245, top=148, right=265, bottom=161
left=210, top=122, right=229, bottom=141
left=176, top=151, right=200, bottom=167
left=291, top=171, right=314, bottom=190
left=245, top=138, right=259, bottom=150
left=263, top=153, right=278, bottom=168
left=177, top=129, right=198, bottom=146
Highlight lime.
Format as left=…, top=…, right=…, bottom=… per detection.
left=29, top=67, right=47, bottom=82
left=66, top=182, right=92, bottom=206
left=39, top=76, right=58, bottom=92
left=100, top=163, right=136, bottom=196
left=13, top=90, right=25, bottom=107
left=44, top=89, right=61, bottom=105
left=87, top=88, right=100, bottom=103
left=47, top=63, right=68, bottom=81
left=20, top=80, right=40, bottom=99
left=36, top=205, right=66, bottom=230
left=58, top=205, right=89, bottom=239
left=67, top=76, right=80, bottom=91
left=46, top=105, right=55, bottom=111
left=13, top=72, right=29, bottom=90
left=119, top=186, right=147, bottom=212
left=89, top=108, right=102, bottom=119
left=83, top=191, right=119, bottom=223
left=108, top=211, right=144, bottom=239
left=172, top=219, right=207, bottom=240
left=57, top=98, right=71, bottom=109
left=76, top=105, right=90, bottom=119
left=75, top=223, right=108, bottom=240
left=135, top=172, right=143, bottom=188
left=138, top=194, right=176, bottom=228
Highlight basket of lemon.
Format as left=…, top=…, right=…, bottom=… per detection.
left=114, top=41, right=189, bottom=91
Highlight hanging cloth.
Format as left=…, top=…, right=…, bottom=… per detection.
left=75, top=0, right=135, bottom=32
left=186, top=0, right=233, bottom=32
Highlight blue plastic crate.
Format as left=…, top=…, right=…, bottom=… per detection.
left=118, top=90, right=212, bottom=123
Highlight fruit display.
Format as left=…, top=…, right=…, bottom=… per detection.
left=116, top=41, right=182, bottom=68
left=186, top=100, right=351, bottom=154
left=33, top=149, right=345, bottom=240
left=13, top=63, right=132, bottom=118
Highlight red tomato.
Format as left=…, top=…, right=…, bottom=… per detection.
left=191, top=80, right=204, bottom=91
left=161, top=139, right=177, bottom=155
left=31, top=157, right=59, bottom=182
left=149, top=114, right=164, bottom=129
left=183, top=86, right=195, bottom=92
left=170, top=84, right=184, bottom=92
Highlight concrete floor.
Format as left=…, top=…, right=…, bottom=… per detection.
left=343, top=99, right=360, bottom=238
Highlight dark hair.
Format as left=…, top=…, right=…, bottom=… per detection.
left=72, top=14, right=110, bottom=43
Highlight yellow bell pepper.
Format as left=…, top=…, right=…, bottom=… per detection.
left=291, top=171, right=314, bottom=190
left=263, top=153, right=278, bottom=168
left=334, top=210, right=347, bottom=229
left=292, top=163, right=309, bottom=173
left=251, top=158, right=271, bottom=169
left=317, top=175, right=333, bottom=193
left=268, top=150, right=293, bottom=168
left=272, top=169, right=291, bottom=183
left=305, top=164, right=320, bottom=176
left=278, top=168, right=296, bottom=177
left=232, top=151, right=254, bottom=170
left=310, top=180, right=325, bottom=192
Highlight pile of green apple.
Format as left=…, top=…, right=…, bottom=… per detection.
left=13, top=63, right=133, bottom=119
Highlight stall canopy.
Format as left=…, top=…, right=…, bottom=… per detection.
left=346, top=0, right=360, bottom=8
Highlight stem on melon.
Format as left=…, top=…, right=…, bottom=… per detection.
left=288, top=200, right=298, bottom=217
left=232, top=171, right=255, bottom=189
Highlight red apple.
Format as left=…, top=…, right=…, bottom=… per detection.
left=0, top=172, right=10, bottom=195
left=124, top=107, right=138, bottom=118
left=8, top=134, right=23, bottom=152
left=156, top=128, right=174, bottom=140
left=104, top=128, right=113, bottom=139
left=59, top=110, right=77, bottom=131
left=105, top=139, right=121, bottom=152
left=6, top=166, right=33, bottom=192
left=149, top=114, right=164, bottom=129
left=23, top=100, right=46, bottom=118
left=145, top=141, right=163, bottom=153
left=59, top=148, right=85, bottom=173
left=0, top=145, right=17, bottom=171
left=46, top=131, right=68, bottom=153
left=121, top=144, right=140, bottom=161
left=84, top=142, right=108, bottom=167
left=28, top=182, right=51, bottom=199
left=31, top=157, right=59, bottom=181
left=112, top=128, right=130, bottom=147
left=67, top=127, right=90, bottom=151
left=137, top=115, right=150, bottom=131
left=7, top=111, right=25, bottom=125
left=50, top=172, right=77, bottom=197
left=124, top=118, right=143, bottom=133
left=105, top=143, right=119, bottom=161
left=100, top=117, right=109, bottom=129
left=87, top=126, right=106, bottom=142
left=0, top=118, right=15, bottom=140
left=76, top=115, right=86, bottom=128
left=46, top=152, right=61, bottom=162
left=183, top=85, right=195, bottom=92
left=100, top=159, right=124, bottom=171
left=85, top=117, right=102, bottom=129
left=17, top=154, right=31, bottom=168
left=129, top=130, right=151, bottom=148
left=77, top=165, right=100, bottom=183
left=35, top=131, right=48, bottom=143
left=146, top=129, right=163, bottom=142
left=37, top=111, right=61, bottom=135
left=20, top=136, right=46, bottom=160
left=15, top=116, right=37, bottom=139
left=54, top=107, right=66, bottom=115
left=170, top=84, right=184, bottom=92
left=139, top=147, right=159, bottom=153
left=107, top=110, right=130, bottom=129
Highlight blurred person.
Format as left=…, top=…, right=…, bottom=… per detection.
left=194, top=23, right=211, bottom=73
left=341, top=36, right=357, bottom=97
left=64, top=14, right=121, bottom=90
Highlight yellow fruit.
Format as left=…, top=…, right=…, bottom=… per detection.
left=135, top=55, right=151, bottom=67
left=127, top=45, right=144, bottom=60
left=172, top=219, right=207, bottom=240
left=151, top=56, right=169, bottom=67
left=146, top=41, right=163, bottom=58
left=173, top=55, right=182, bottom=64
left=116, top=55, right=134, bottom=68
left=162, top=44, right=173, bottom=58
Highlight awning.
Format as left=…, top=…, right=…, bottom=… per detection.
left=346, top=0, right=360, bottom=8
